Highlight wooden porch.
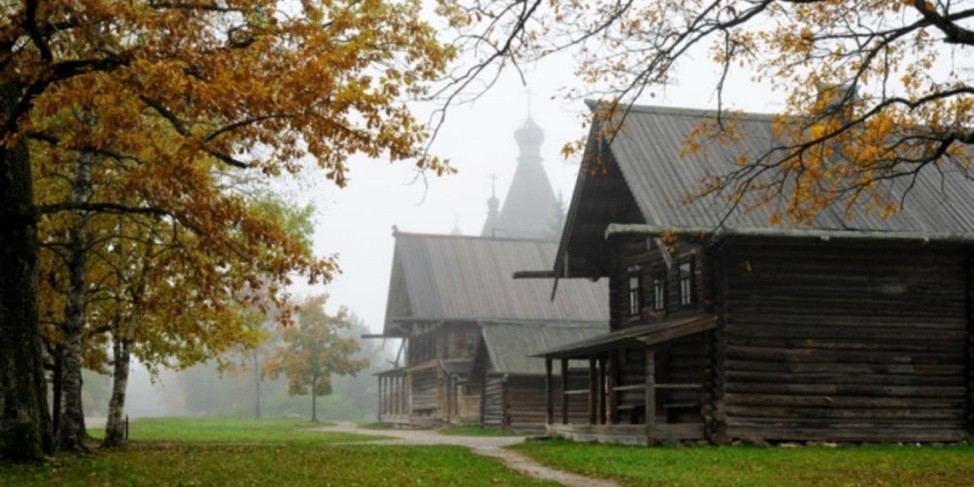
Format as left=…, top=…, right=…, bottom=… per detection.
left=376, top=370, right=410, bottom=424
left=539, top=315, right=716, bottom=445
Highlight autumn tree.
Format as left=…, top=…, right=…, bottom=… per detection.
left=440, top=0, right=974, bottom=224
left=1, top=0, right=453, bottom=460
left=262, top=295, right=367, bottom=422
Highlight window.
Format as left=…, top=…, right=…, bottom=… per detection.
left=679, top=262, right=694, bottom=307
left=628, top=274, right=641, bottom=316
left=653, top=273, right=666, bottom=311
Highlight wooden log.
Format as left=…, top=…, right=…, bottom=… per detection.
left=545, top=358, right=553, bottom=425
left=645, top=347, right=656, bottom=446
left=726, top=426, right=966, bottom=443
left=609, top=350, right=619, bottom=424
left=588, top=356, right=597, bottom=425
left=724, top=405, right=967, bottom=420
left=560, top=358, right=568, bottom=425
left=598, top=356, right=607, bottom=424
left=725, top=393, right=967, bottom=409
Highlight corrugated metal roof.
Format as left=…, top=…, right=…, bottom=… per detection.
left=383, top=232, right=608, bottom=333
left=606, top=104, right=974, bottom=232
left=480, top=320, right=608, bottom=374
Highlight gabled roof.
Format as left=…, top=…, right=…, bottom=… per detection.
left=383, top=232, right=608, bottom=335
left=557, top=103, right=974, bottom=277
left=480, top=320, right=608, bottom=375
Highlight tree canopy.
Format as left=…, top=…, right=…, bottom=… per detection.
left=1, top=0, right=454, bottom=460
left=262, top=295, right=367, bottom=422
left=441, top=0, right=974, bottom=224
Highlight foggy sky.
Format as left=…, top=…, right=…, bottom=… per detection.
left=296, top=47, right=781, bottom=338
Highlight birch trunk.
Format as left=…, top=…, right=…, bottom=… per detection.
left=57, top=151, right=94, bottom=452
left=102, top=322, right=132, bottom=448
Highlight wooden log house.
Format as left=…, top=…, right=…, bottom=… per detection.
left=469, top=321, right=605, bottom=432
left=371, top=231, right=608, bottom=426
left=532, top=104, right=974, bottom=445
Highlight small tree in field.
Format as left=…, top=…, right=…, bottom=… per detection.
left=262, top=296, right=367, bottom=422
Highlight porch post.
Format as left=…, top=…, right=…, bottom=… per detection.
left=377, top=376, right=384, bottom=421
left=588, top=355, right=597, bottom=425
left=560, top=358, right=569, bottom=425
left=608, top=350, right=618, bottom=424
left=645, top=347, right=657, bottom=446
left=545, top=358, right=553, bottom=425
left=597, top=355, right=607, bottom=424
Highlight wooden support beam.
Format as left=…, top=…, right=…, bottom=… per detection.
left=645, top=347, right=657, bottom=446
left=609, top=350, right=619, bottom=424
left=545, top=358, right=553, bottom=425
left=377, top=376, right=384, bottom=421
left=561, top=358, right=569, bottom=425
left=589, top=356, right=597, bottom=425
left=598, top=356, right=607, bottom=424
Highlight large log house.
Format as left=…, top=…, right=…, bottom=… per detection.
left=532, top=104, right=974, bottom=445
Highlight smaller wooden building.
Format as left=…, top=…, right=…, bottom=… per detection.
left=470, top=321, right=605, bottom=432
left=534, top=103, right=974, bottom=446
left=373, top=231, right=608, bottom=427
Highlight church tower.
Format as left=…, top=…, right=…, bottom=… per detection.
left=480, top=116, right=560, bottom=239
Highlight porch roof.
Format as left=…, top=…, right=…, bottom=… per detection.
left=534, top=314, right=716, bottom=358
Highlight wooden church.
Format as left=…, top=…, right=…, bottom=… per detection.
left=372, top=117, right=609, bottom=430
left=532, top=103, right=974, bottom=445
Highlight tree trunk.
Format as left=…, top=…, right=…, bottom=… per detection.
left=254, top=349, right=261, bottom=419
left=0, top=82, right=52, bottom=461
left=311, top=372, right=317, bottom=422
left=102, top=331, right=131, bottom=448
left=57, top=151, right=94, bottom=452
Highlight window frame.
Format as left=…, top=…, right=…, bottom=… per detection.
left=627, top=273, right=642, bottom=317
left=652, top=271, right=667, bottom=311
left=678, top=261, right=695, bottom=307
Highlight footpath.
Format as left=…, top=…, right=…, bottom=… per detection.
left=317, top=423, right=620, bottom=487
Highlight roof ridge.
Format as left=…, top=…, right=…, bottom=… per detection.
left=393, top=229, right=558, bottom=244
left=585, top=99, right=776, bottom=121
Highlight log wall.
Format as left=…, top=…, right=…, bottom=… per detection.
left=608, top=239, right=711, bottom=331
left=719, top=240, right=970, bottom=443
left=481, top=373, right=589, bottom=428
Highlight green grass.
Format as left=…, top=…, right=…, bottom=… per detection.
left=86, top=416, right=368, bottom=445
left=514, top=439, right=974, bottom=486
left=1, top=417, right=553, bottom=486
left=439, top=425, right=519, bottom=437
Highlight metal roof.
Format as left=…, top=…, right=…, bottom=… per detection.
left=555, top=103, right=974, bottom=277
left=607, top=103, right=974, bottom=233
left=536, top=314, right=716, bottom=359
left=383, top=232, right=608, bottom=333
left=480, top=320, right=608, bottom=375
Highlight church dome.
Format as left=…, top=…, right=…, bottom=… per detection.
left=514, top=116, right=544, bottom=146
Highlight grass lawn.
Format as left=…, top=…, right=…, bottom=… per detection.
left=439, top=425, right=519, bottom=437
left=514, top=439, right=974, bottom=486
left=1, top=417, right=554, bottom=486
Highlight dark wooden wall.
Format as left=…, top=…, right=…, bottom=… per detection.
left=608, top=239, right=711, bottom=331
left=716, top=239, right=970, bottom=443
left=480, top=373, right=589, bottom=428
left=410, top=366, right=441, bottom=418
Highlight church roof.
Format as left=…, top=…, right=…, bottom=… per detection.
left=482, top=116, right=560, bottom=239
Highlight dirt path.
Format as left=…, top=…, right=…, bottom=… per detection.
left=317, top=423, right=620, bottom=487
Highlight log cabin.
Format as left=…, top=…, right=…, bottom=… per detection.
left=373, top=231, right=608, bottom=427
left=534, top=103, right=974, bottom=445
left=470, top=320, right=604, bottom=432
